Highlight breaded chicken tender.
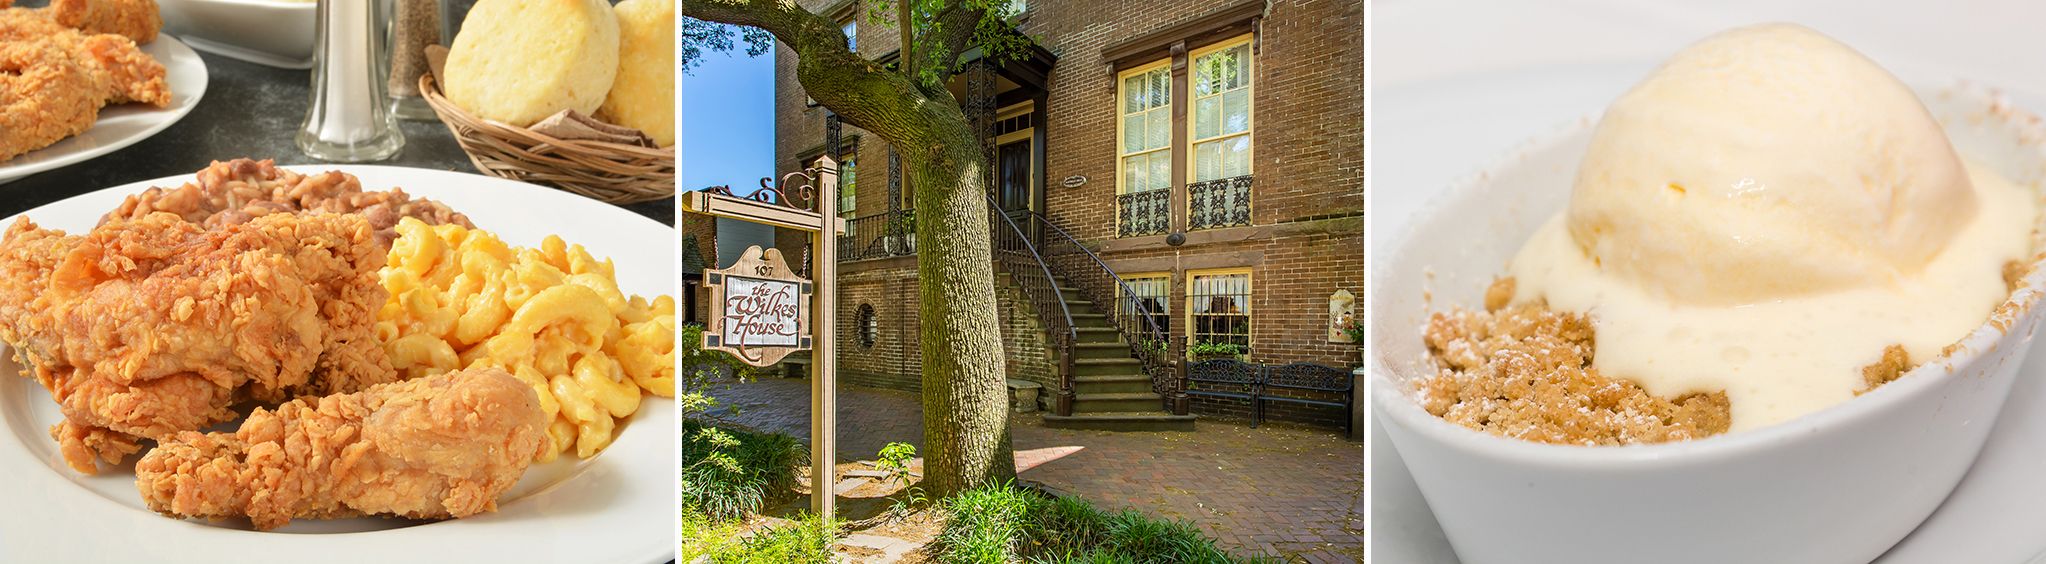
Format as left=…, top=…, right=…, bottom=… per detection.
left=0, top=41, right=100, bottom=161
left=135, top=367, right=549, bottom=530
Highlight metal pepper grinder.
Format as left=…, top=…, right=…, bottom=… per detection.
left=297, top=0, right=404, bottom=162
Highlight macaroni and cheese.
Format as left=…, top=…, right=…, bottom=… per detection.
left=376, top=217, right=675, bottom=460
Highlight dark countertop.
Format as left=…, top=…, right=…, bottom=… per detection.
left=2, top=1, right=674, bottom=226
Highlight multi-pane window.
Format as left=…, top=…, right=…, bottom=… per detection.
left=1117, top=62, right=1171, bottom=237
left=843, top=21, right=857, bottom=52
left=1190, top=38, right=1253, bottom=182
left=1188, top=271, right=1251, bottom=351
left=1119, top=64, right=1172, bottom=195
left=838, top=157, right=857, bottom=218
left=1119, top=274, right=1171, bottom=337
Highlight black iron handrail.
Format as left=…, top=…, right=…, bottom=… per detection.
left=1029, top=214, right=1181, bottom=412
left=985, top=198, right=1080, bottom=414
left=837, top=209, right=917, bottom=262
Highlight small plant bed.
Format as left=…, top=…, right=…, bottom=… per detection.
left=683, top=510, right=842, bottom=564
left=933, top=482, right=1277, bottom=564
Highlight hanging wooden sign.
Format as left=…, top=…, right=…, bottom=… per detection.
left=703, top=245, right=813, bottom=366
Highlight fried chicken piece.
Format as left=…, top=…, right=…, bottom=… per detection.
left=38, top=0, right=157, bottom=44
left=135, top=367, right=549, bottom=531
left=103, top=159, right=475, bottom=245
left=0, top=212, right=398, bottom=473
left=0, top=41, right=101, bottom=162
left=0, top=13, right=170, bottom=107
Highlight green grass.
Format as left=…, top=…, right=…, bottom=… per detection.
left=934, top=482, right=1272, bottom=564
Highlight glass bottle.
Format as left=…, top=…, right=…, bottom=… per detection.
left=298, top=0, right=404, bottom=162
left=386, top=0, right=441, bottom=120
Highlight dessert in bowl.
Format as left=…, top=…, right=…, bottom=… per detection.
left=1370, top=24, right=2046, bottom=564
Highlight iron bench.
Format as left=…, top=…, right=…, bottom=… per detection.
left=1260, top=362, right=1355, bottom=435
left=1186, top=359, right=1262, bottom=427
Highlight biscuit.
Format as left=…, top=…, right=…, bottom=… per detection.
left=443, top=0, right=618, bottom=128
left=598, top=0, right=673, bottom=146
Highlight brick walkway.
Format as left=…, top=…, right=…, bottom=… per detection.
left=700, top=377, right=1364, bottom=562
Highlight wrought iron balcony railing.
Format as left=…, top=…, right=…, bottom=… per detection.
left=1189, top=174, right=1253, bottom=230
left=1117, top=189, right=1170, bottom=237
left=837, top=209, right=917, bottom=262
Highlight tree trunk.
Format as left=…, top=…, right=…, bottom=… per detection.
left=907, top=129, right=1016, bottom=496
left=680, top=0, right=1017, bottom=498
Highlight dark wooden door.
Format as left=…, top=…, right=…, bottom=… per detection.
left=996, top=139, right=1034, bottom=240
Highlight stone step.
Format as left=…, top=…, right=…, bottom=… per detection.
left=1072, top=342, right=1133, bottom=359
left=1074, top=357, right=1144, bottom=376
left=1071, top=392, right=1164, bottom=413
left=1041, top=412, right=1196, bottom=432
left=1073, top=327, right=1122, bottom=343
left=1073, top=374, right=1154, bottom=394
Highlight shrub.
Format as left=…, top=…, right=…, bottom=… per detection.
left=1188, top=341, right=1247, bottom=357
left=681, top=510, right=840, bottom=564
left=726, top=513, right=840, bottom=564
left=1092, top=509, right=1236, bottom=564
left=682, top=419, right=807, bottom=521
left=1032, top=496, right=1109, bottom=557
left=936, top=482, right=1270, bottom=564
left=934, top=482, right=1048, bottom=563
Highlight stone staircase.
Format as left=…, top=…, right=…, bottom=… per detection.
left=1026, top=275, right=1194, bottom=432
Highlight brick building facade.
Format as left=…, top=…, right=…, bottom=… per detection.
left=691, top=0, right=1362, bottom=429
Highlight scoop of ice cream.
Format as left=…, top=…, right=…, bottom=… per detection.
left=1566, top=23, right=1975, bottom=305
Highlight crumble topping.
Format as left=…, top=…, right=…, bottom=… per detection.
left=1423, top=259, right=2034, bottom=446
left=1418, top=286, right=1731, bottom=446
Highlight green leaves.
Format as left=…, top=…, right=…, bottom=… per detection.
left=679, top=17, right=773, bottom=74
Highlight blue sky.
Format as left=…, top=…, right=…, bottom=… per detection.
left=680, top=24, right=776, bottom=193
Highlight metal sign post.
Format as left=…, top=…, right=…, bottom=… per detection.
left=683, top=157, right=841, bottom=520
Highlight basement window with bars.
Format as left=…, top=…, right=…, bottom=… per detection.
left=1118, top=274, right=1172, bottom=337
left=857, top=303, right=877, bottom=349
left=1188, top=270, right=1251, bottom=353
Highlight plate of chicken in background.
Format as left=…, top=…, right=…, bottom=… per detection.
left=0, top=0, right=208, bottom=183
left=0, top=160, right=678, bottom=563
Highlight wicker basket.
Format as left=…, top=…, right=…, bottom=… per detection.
left=420, top=74, right=674, bottom=204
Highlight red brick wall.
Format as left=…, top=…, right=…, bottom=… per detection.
left=837, top=263, right=924, bottom=390
left=771, top=0, right=1363, bottom=428
left=997, top=280, right=1059, bottom=390
left=830, top=261, right=1057, bottom=395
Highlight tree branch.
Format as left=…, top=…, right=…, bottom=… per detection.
left=918, top=3, right=988, bottom=78
left=682, top=0, right=966, bottom=151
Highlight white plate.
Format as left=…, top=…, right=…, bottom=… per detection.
left=1368, top=63, right=2046, bottom=564
left=0, top=36, right=209, bottom=184
left=0, top=166, right=677, bottom=564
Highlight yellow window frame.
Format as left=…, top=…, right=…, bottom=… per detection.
left=1185, top=267, right=1253, bottom=352
left=1114, top=58, right=1173, bottom=197
left=1186, top=34, right=1256, bottom=183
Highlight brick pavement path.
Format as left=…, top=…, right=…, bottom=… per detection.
left=699, top=377, right=1365, bottom=562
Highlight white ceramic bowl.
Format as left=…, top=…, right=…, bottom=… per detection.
left=1370, top=82, right=2046, bottom=564
left=159, top=0, right=316, bottom=69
